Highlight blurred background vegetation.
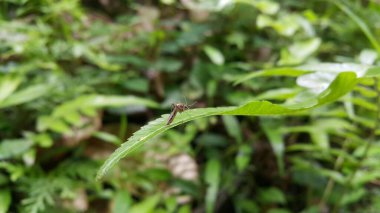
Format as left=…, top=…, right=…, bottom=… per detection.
left=1, top=0, right=380, bottom=212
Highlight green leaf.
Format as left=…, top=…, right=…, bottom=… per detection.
left=234, top=67, right=311, bottom=85
left=40, top=95, right=160, bottom=134
left=96, top=72, right=357, bottom=180
left=0, top=188, right=11, bottom=213
left=222, top=115, right=242, bottom=143
left=359, top=49, right=377, bottom=65
left=123, top=78, right=149, bottom=93
left=341, top=188, right=366, bottom=206
left=235, top=144, right=252, bottom=172
left=0, top=162, right=25, bottom=181
left=257, top=14, right=301, bottom=36
left=25, top=132, right=53, bottom=148
left=112, top=190, right=132, bottom=213
left=153, top=58, right=183, bottom=72
left=129, top=194, right=160, bottom=213
left=37, top=116, right=71, bottom=134
left=93, top=131, right=122, bottom=145
left=177, top=205, right=191, bottom=213
left=203, top=45, right=225, bottom=65
left=235, top=199, right=259, bottom=213
left=0, top=139, right=33, bottom=160
left=364, top=66, right=380, bottom=77
left=258, top=187, right=286, bottom=204
left=254, top=88, right=302, bottom=101
left=254, top=0, right=279, bottom=15
left=226, top=32, right=246, bottom=50
left=235, top=63, right=380, bottom=86
left=0, top=75, right=21, bottom=103
left=268, top=209, right=292, bottom=213
left=0, top=84, right=49, bottom=108
left=261, top=118, right=285, bottom=175
left=85, top=95, right=160, bottom=108
left=205, top=159, right=221, bottom=213
left=278, top=37, right=321, bottom=65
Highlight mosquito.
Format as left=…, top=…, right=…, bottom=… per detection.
left=166, top=102, right=196, bottom=125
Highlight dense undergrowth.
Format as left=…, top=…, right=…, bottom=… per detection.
left=1, top=0, right=380, bottom=212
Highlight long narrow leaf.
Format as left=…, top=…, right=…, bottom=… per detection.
left=0, top=85, right=49, bottom=109
left=96, top=72, right=358, bottom=180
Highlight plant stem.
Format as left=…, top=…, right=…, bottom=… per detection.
left=320, top=143, right=347, bottom=208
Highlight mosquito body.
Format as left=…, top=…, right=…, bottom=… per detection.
left=166, top=101, right=197, bottom=125
left=166, top=103, right=188, bottom=125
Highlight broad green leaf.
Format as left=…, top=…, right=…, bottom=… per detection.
left=123, top=78, right=149, bottom=93
left=164, top=197, right=177, bottom=213
left=226, top=31, right=246, bottom=50
left=309, top=129, right=329, bottom=149
left=96, top=72, right=357, bottom=180
left=254, top=0, right=279, bottom=15
left=129, top=194, right=160, bottom=213
left=85, top=95, right=160, bottom=108
left=341, top=188, right=366, bottom=206
left=235, top=199, right=259, bottom=213
left=24, top=132, right=53, bottom=148
left=0, top=162, right=25, bottom=181
left=257, top=14, right=300, bottom=36
left=258, top=187, right=286, bottom=204
left=153, top=58, right=183, bottom=73
left=278, top=37, right=321, bottom=65
left=0, top=188, right=11, bottom=213
left=0, top=139, right=33, bottom=160
left=203, top=45, right=225, bottom=65
left=37, top=116, right=71, bottom=133
left=351, top=170, right=380, bottom=187
left=84, top=50, right=122, bottom=71
left=177, top=205, right=191, bottom=213
left=364, top=66, right=380, bottom=77
left=268, top=209, right=292, bottom=213
left=0, top=84, right=49, bottom=108
left=112, top=190, right=132, bottom=213
left=359, top=49, right=377, bottom=65
left=160, top=0, right=175, bottom=5
left=0, top=75, right=21, bottom=103
left=218, top=0, right=280, bottom=15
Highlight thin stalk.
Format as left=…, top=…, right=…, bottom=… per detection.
left=319, top=141, right=349, bottom=208
left=118, top=114, right=127, bottom=141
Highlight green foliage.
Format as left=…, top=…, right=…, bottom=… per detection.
left=0, top=187, right=11, bottom=213
left=2, top=0, right=380, bottom=212
left=97, top=71, right=363, bottom=179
